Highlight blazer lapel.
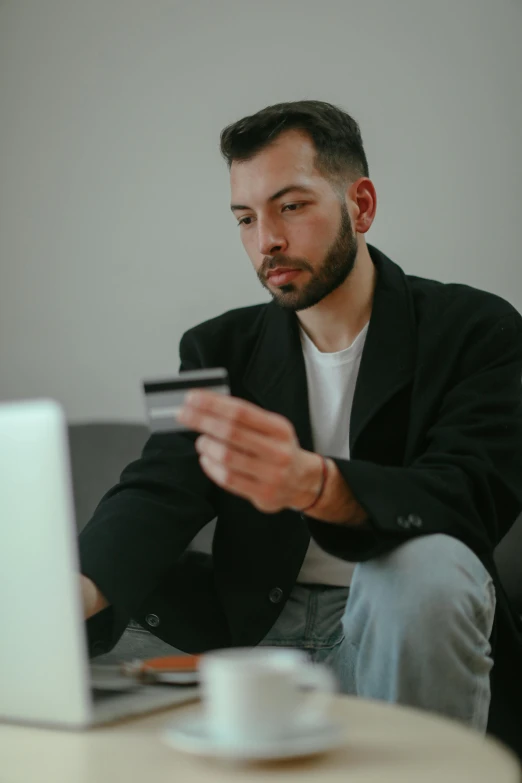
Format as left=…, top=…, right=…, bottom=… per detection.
left=243, top=245, right=417, bottom=457
left=243, top=302, right=314, bottom=452
left=349, top=246, right=417, bottom=454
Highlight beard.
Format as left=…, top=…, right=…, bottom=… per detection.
left=257, top=201, right=358, bottom=312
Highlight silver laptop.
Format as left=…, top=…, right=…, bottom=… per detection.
left=0, top=398, right=199, bottom=729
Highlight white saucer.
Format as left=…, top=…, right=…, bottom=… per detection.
left=162, top=713, right=344, bottom=761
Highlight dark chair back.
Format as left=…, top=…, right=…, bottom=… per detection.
left=68, top=422, right=148, bottom=533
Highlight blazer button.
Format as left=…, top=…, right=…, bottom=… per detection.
left=397, top=516, right=411, bottom=529
left=407, top=514, right=423, bottom=528
left=145, top=613, right=160, bottom=628
left=269, top=587, right=283, bottom=604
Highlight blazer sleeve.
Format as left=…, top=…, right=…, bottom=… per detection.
left=78, top=329, right=218, bottom=655
left=307, top=312, right=522, bottom=564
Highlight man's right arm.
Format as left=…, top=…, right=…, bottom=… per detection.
left=77, top=328, right=222, bottom=655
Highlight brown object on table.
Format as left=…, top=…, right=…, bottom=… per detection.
left=122, top=654, right=200, bottom=674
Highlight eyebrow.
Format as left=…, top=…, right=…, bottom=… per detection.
left=230, top=185, right=315, bottom=213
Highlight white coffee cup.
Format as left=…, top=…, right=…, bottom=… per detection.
left=199, top=647, right=336, bottom=747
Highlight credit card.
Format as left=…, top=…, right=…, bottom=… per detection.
left=143, top=367, right=230, bottom=433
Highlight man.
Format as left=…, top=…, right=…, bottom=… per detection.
left=79, top=100, right=522, bottom=754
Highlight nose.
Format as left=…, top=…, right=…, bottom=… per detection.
left=257, top=218, right=288, bottom=257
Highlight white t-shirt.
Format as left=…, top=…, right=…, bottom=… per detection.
left=296, top=322, right=369, bottom=586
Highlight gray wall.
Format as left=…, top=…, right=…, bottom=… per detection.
left=1, top=0, right=521, bottom=421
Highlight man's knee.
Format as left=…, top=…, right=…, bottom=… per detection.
left=344, top=535, right=495, bottom=730
left=351, top=534, right=495, bottom=635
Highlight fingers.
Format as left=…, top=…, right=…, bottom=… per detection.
left=179, top=390, right=292, bottom=439
left=198, top=453, right=282, bottom=513
left=195, top=434, right=292, bottom=481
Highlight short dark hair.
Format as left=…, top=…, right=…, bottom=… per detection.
left=219, top=100, right=369, bottom=187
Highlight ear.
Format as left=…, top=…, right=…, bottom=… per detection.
left=347, top=178, right=377, bottom=234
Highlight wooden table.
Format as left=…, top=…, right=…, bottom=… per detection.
left=1, top=695, right=520, bottom=783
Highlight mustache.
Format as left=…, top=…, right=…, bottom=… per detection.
left=260, top=255, right=313, bottom=277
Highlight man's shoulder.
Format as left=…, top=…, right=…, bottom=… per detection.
left=372, top=244, right=520, bottom=327
left=407, top=271, right=521, bottom=328
left=179, top=302, right=270, bottom=367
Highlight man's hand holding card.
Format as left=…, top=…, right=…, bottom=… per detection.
left=143, top=368, right=323, bottom=514
left=178, top=388, right=324, bottom=514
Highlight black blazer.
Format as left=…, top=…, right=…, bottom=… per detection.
left=80, top=245, right=522, bottom=754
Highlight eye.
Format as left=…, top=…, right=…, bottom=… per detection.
left=282, top=203, right=304, bottom=213
left=237, top=215, right=254, bottom=227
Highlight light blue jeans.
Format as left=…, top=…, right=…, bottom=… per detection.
left=259, top=534, right=496, bottom=732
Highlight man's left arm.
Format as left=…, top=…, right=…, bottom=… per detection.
left=306, top=312, right=522, bottom=562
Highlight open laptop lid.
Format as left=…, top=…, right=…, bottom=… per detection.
left=0, top=399, right=92, bottom=728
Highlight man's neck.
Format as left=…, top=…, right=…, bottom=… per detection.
left=297, top=243, right=376, bottom=353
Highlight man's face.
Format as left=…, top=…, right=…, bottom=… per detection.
left=230, top=129, right=359, bottom=312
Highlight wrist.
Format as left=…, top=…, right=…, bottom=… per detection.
left=80, top=574, right=109, bottom=619
left=303, top=458, right=368, bottom=526
left=291, top=451, right=325, bottom=511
